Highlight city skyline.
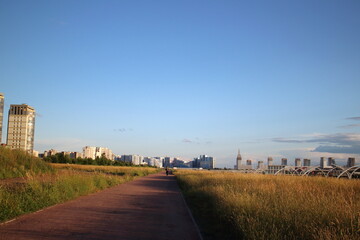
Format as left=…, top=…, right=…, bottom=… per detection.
left=1, top=1, right=360, bottom=167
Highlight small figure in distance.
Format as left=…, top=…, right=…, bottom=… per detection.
left=165, top=167, right=169, bottom=176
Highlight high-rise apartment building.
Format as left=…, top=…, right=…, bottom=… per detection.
left=6, top=104, right=36, bottom=153
left=347, top=158, right=356, bottom=167
left=281, top=158, right=288, bottom=166
left=0, top=93, right=4, bottom=143
left=303, top=159, right=311, bottom=167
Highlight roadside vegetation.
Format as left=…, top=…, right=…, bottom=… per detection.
left=176, top=170, right=360, bottom=240
left=0, top=146, right=54, bottom=179
left=0, top=147, right=160, bottom=223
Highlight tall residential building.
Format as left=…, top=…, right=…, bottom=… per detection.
left=281, top=158, right=288, bottom=166
left=320, top=157, right=329, bottom=168
left=295, top=158, right=302, bottom=167
left=267, top=157, right=273, bottom=166
left=347, top=158, right=356, bottom=167
left=303, top=159, right=311, bottom=167
left=6, top=104, right=36, bottom=153
left=328, top=157, right=336, bottom=166
left=0, top=93, right=4, bottom=143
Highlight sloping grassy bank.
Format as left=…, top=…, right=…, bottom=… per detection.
left=176, top=170, right=360, bottom=240
left=0, top=146, right=54, bottom=179
left=0, top=149, right=160, bottom=223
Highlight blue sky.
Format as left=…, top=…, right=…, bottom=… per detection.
left=1, top=0, right=360, bottom=167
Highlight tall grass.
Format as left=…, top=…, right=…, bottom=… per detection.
left=0, top=146, right=54, bottom=179
left=176, top=171, right=360, bottom=240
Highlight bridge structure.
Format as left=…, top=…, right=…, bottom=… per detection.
left=273, top=165, right=360, bottom=179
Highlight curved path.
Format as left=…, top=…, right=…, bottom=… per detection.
left=0, top=172, right=202, bottom=240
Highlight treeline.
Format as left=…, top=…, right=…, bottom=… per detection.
left=43, top=153, right=134, bottom=166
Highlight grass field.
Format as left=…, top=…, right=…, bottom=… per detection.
left=0, top=147, right=160, bottom=223
left=176, top=170, right=360, bottom=240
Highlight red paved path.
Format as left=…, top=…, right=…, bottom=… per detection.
left=0, top=172, right=202, bottom=240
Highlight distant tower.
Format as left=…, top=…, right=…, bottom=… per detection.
left=303, top=159, right=311, bottom=167
left=0, top=93, right=4, bottom=143
left=6, top=104, right=36, bottom=153
left=320, top=157, right=329, bottom=168
left=236, top=149, right=242, bottom=170
left=328, top=157, right=335, bottom=166
left=267, top=157, right=273, bottom=166
left=258, top=161, right=264, bottom=169
left=347, top=158, right=356, bottom=167
left=295, top=158, right=302, bottom=167
left=281, top=158, right=288, bottom=166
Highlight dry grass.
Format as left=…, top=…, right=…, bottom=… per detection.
left=176, top=170, right=360, bottom=240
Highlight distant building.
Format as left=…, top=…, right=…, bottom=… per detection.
left=44, top=149, right=58, bottom=157
left=328, top=157, right=336, bottom=166
left=236, top=149, right=242, bottom=169
left=163, top=157, right=172, bottom=168
left=295, top=158, right=302, bottom=167
left=83, top=146, right=114, bottom=160
left=267, top=165, right=286, bottom=174
left=6, top=104, right=36, bottom=153
left=70, top=152, right=83, bottom=159
left=172, top=158, right=187, bottom=168
left=0, top=93, right=4, bottom=143
left=121, top=155, right=143, bottom=165
left=267, top=157, right=273, bottom=166
left=192, top=155, right=215, bottom=169
left=347, top=158, right=356, bottom=167
left=32, top=150, right=39, bottom=157
left=320, top=157, right=330, bottom=168
left=303, top=159, right=311, bottom=167
left=258, top=161, right=265, bottom=169
left=281, top=158, right=288, bottom=166
left=153, top=157, right=163, bottom=168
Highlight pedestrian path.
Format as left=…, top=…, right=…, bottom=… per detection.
left=0, top=172, right=202, bottom=240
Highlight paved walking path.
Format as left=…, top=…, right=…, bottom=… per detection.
left=0, top=172, right=202, bottom=240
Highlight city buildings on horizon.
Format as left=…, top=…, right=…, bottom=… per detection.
left=234, top=150, right=358, bottom=177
